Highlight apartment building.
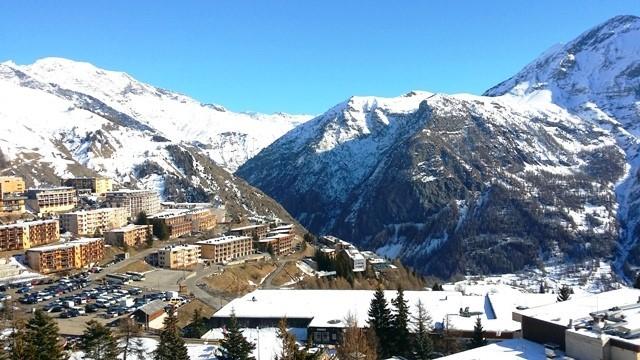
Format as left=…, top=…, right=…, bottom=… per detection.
left=26, top=187, right=77, bottom=214
left=157, top=244, right=200, bottom=269
left=62, top=177, right=113, bottom=195
left=338, top=248, right=366, bottom=272
left=149, top=210, right=192, bottom=239
left=197, top=236, right=253, bottom=263
left=59, top=207, right=128, bottom=237
left=255, top=233, right=294, bottom=256
left=104, top=190, right=161, bottom=218
left=185, top=208, right=217, bottom=233
left=104, top=224, right=152, bottom=247
left=229, top=224, right=269, bottom=240
left=26, top=238, right=104, bottom=274
left=0, top=176, right=26, bottom=216
left=0, top=219, right=60, bottom=251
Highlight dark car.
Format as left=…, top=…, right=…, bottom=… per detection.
left=16, top=287, right=31, bottom=294
left=85, top=304, right=99, bottom=313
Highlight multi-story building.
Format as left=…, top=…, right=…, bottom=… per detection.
left=26, top=187, right=77, bottom=214
left=338, top=248, right=366, bottom=272
left=185, top=208, right=217, bottom=233
left=26, top=238, right=104, bottom=274
left=59, top=207, right=128, bottom=237
left=61, top=177, right=113, bottom=195
left=0, top=176, right=26, bottom=216
left=157, top=244, right=200, bottom=269
left=104, top=224, right=152, bottom=247
left=255, top=233, right=294, bottom=256
left=229, top=224, right=269, bottom=240
left=149, top=210, right=192, bottom=240
left=197, top=236, right=253, bottom=263
left=104, top=190, right=161, bottom=218
left=0, top=219, right=60, bottom=251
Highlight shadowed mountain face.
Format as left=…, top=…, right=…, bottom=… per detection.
left=238, top=16, right=640, bottom=278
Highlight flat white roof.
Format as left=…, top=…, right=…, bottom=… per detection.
left=344, top=249, right=365, bottom=261
left=436, top=339, right=547, bottom=360
left=107, top=224, right=149, bottom=233
left=106, top=189, right=156, bottom=194
left=230, top=224, right=268, bottom=231
left=27, top=238, right=102, bottom=252
left=260, top=233, right=292, bottom=241
left=518, top=288, right=640, bottom=327
left=0, top=219, right=58, bottom=230
left=149, top=209, right=189, bottom=219
left=159, top=244, right=200, bottom=252
left=213, top=289, right=547, bottom=332
left=197, top=235, right=251, bottom=245
left=60, top=207, right=120, bottom=215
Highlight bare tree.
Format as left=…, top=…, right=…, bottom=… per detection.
left=336, top=312, right=377, bottom=360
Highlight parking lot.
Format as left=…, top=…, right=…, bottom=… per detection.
left=134, top=269, right=189, bottom=292
left=1, top=271, right=190, bottom=335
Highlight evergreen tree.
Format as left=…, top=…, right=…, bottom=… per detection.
left=337, top=313, right=377, bottom=360
left=218, top=311, right=255, bottom=360
left=412, top=300, right=433, bottom=360
left=367, top=286, right=392, bottom=358
left=557, top=285, right=572, bottom=302
left=118, top=318, right=146, bottom=360
left=80, top=320, right=118, bottom=360
left=539, top=282, right=546, bottom=294
left=634, top=274, right=640, bottom=289
left=391, top=287, right=410, bottom=357
left=431, top=283, right=443, bottom=291
left=152, top=220, right=170, bottom=241
left=469, top=317, right=487, bottom=349
left=186, top=308, right=207, bottom=338
left=8, top=319, right=29, bottom=360
left=276, top=318, right=297, bottom=360
left=154, top=309, right=189, bottom=360
left=134, top=211, right=149, bottom=226
left=26, top=309, right=66, bottom=360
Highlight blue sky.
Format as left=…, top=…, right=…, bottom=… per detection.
left=1, top=1, right=639, bottom=114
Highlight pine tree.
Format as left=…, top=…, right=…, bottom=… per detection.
left=557, top=285, right=572, bottom=302
left=469, top=317, right=487, bottom=349
left=186, top=308, right=207, bottom=338
left=431, top=283, right=443, bottom=291
left=80, top=320, right=118, bottom=360
left=412, top=300, right=433, bottom=360
left=218, top=311, right=255, bottom=360
left=634, top=274, right=640, bottom=289
left=276, top=318, right=297, bottom=360
left=154, top=309, right=189, bottom=360
left=118, top=318, right=146, bottom=360
left=337, top=313, right=377, bottom=360
left=367, top=286, right=392, bottom=358
left=391, top=287, right=410, bottom=357
left=135, top=211, right=149, bottom=225
left=26, top=309, right=66, bottom=360
left=8, top=319, right=29, bottom=360
left=539, top=282, right=545, bottom=294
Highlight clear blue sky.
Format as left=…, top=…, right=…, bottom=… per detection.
left=1, top=1, right=638, bottom=114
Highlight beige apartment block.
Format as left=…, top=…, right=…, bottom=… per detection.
left=59, top=207, right=128, bottom=237
left=104, top=190, right=161, bottom=218
left=26, top=187, right=77, bottom=214
left=26, top=238, right=104, bottom=274
left=197, top=236, right=253, bottom=263
left=62, top=177, right=113, bottom=195
left=186, top=208, right=217, bottom=233
left=104, top=224, right=152, bottom=247
left=157, top=244, right=200, bottom=269
left=255, top=233, right=294, bottom=256
left=0, top=176, right=26, bottom=216
left=0, top=219, right=60, bottom=251
left=229, top=224, right=269, bottom=240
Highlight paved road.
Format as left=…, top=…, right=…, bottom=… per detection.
left=261, top=258, right=298, bottom=289
left=182, top=264, right=229, bottom=310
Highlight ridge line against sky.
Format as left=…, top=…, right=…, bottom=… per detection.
left=1, top=1, right=639, bottom=114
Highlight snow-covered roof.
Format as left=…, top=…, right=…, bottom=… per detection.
left=0, top=218, right=58, bottom=229
left=107, top=224, right=149, bottom=233
left=197, top=235, right=251, bottom=245
left=26, top=238, right=102, bottom=252
left=230, top=224, right=268, bottom=231
left=213, top=289, right=551, bottom=332
left=435, top=339, right=547, bottom=359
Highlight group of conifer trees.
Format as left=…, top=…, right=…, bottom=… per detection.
left=0, top=307, right=192, bottom=360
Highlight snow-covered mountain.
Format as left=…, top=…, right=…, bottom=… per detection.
left=6, top=57, right=311, bottom=172
left=238, top=15, right=640, bottom=278
left=0, top=61, right=300, bottom=222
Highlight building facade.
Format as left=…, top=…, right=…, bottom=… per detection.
left=26, top=187, right=77, bottom=214
left=104, top=224, right=152, bottom=247
left=149, top=211, right=192, bottom=240
left=59, top=207, right=128, bottom=237
left=0, top=176, right=26, bottom=216
left=339, top=249, right=366, bottom=273
left=104, top=190, right=161, bottom=218
left=26, top=238, right=104, bottom=274
left=186, top=208, right=217, bottom=233
left=0, top=219, right=60, bottom=251
left=255, top=233, right=294, bottom=256
left=229, top=224, right=269, bottom=240
left=157, top=244, right=200, bottom=269
left=62, top=177, right=113, bottom=195
left=197, top=236, right=253, bottom=263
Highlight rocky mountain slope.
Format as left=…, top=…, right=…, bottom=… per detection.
left=238, top=15, right=640, bottom=278
left=0, top=61, right=299, bottom=223
left=6, top=57, right=311, bottom=172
